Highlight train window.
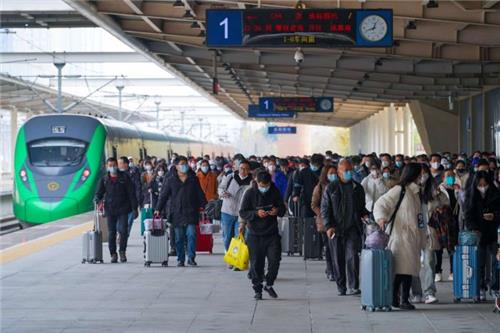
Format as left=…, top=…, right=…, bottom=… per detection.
left=28, top=139, right=87, bottom=167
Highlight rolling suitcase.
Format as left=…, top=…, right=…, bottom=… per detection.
left=97, top=204, right=108, bottom=243
left=82, top=203, right=104, bottom=264
left=303, top=217, right=321, bottom=260
left=141, top=192, right=154, bottom=236
left=453, top=245, right=480, bottom=303
left=361, top=249, right=393, bottom=312
left=279, top=217, right=303, bottom=256
left=143, top=218, right=169, bottom=267
left=196, top=212, right=214, bottom=254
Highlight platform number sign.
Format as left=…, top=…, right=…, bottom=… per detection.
left=206, top=10, right=243, bottom=46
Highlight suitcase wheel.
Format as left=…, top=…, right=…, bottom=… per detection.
left=361, top=305, right=366, bottom=311
left=82, top=259, right=86, bottom=264
left=100, top=260, right=104, bottom=264
left=145, top=262, right=151, bottom=267
left=453, top=298, right=461, bottom=303
left=368, top=306, right=375, bottom=312
left=162, top=261, right=168, bottom=267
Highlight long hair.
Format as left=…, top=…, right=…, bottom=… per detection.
left=398, top=163, right=422, bottom=188
left=465, top=170, right=495, bottom=211
left=319, top=165, right=337, bottom=186
left=420, top=163, right=434, bottom=204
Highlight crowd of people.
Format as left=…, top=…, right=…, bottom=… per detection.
left=94, top=150, right=500, bottom=306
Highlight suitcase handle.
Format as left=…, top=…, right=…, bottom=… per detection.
left=94, top=202, right=100, bottom=233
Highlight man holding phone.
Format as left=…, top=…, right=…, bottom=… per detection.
left=239, top=171, right=286, bottom=300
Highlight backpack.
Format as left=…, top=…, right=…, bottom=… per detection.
left=206, top=174, right=233, bottom=220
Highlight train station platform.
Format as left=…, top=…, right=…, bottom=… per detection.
left=1, top=219, right=499, bottom=333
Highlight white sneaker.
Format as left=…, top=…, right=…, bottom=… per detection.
left=448, top=274, right=453, bottom=281
left=480, top=290, right=487, bottom=301
left=434, top=273, right=442, bottom=282
left=411, top=295, right=422, bottom=304
left=425, top=295, right=438, bottom=304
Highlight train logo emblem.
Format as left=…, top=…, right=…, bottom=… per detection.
left=47, top=181, right=60, bottom=191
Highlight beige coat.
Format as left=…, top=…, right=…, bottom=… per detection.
left=373, top=183, right=426, bottom=276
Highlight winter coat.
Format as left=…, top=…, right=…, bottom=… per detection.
left=155, top=171, right=207, bottom=226
left=320, top=180, right=367, bottom=236
left=140, top=171, right=154, bottom=207
left=272, top=170, right=288, bottom=200
left=361, top=175, right=389, bottom=212
left=218, top=173, right=252, bottom=217
left=94, top=171, right=138, bottom=216
left=239, top=182, right=286, bottom=236
left=373, top=183, right=426, bottom=276
left=127, top=167, right=143, bottom=207
left=292, top=167, right=320, bottom=217
left=464, top=186, right=500, bottom=245
left=311, top=182, right=328, bottom=230
left=197, top=170, right=219, bottom=201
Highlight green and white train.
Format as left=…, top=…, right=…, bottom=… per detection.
left=13, top=114, right=234, bottom=225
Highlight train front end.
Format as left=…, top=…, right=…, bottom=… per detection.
left=13, top=114, right=106, bottom=224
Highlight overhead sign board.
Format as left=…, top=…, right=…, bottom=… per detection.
left=259, top=97, right=333, bottom=113
left=268, top=126, right=297, bottom=134
left=247, top=104, right=295, bottom=118
left=207, top=9, right=392, bottom=48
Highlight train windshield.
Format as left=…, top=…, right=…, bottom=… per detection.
left=28, top=139, right=87, bottom=167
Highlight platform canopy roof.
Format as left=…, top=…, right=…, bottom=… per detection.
left=4, top=0, right=500, bottom=127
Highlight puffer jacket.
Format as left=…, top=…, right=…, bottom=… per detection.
left=218, top=173, right=252, bottom=217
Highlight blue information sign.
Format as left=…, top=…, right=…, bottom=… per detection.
left=248, top=104, right=295, bottom=118
left=206, top=9, right=393, bottom=48
left=206, top=10, right=243, bottom=46
left=268, top=126, right=297, bottom=134
left=259, top=97, right=333, bottom=113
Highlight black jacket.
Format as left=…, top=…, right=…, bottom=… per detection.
left=148, top=175, right=166, bottom=210
left=464, top=186, right=500, bottom=245
left=94, top=171, right=138, bottom=216
left=239, top=183, right=286, bottom=236
left=320, top=180, right=367, bottom=237
left=155, top=171, right=207, bottom=225
left=292, top=167, right=320, bottom=217
left=127, top=167, right=142, bottom=207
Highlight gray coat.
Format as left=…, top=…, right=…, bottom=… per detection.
left=218, top=174, right=251, bottom=217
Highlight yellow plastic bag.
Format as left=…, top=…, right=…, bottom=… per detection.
left=224, top=234, right=249, bottom=271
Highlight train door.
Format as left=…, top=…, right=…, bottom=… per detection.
left=112, top=146, right=117, bottom=159
left=139, top=148, right=144, bottom=160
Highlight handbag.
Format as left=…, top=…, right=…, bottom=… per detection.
left=223, top=234, right=249, bottom=271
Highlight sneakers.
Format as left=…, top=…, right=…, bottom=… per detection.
left=119, top=251, right=127, bottom=263
left=435, top=273, right=442, bottom=282
left=411, top=295, right=422, bottom=304
left=400, top=302, right=416, bottom=310
left=424, top=295, right=438, bottom=304
left=168, top=250, right=177, bottom=256
left=110, top=253, right=118, bottom=263
left=187, top=258, right=198, bottom=266
left=338, top=290, right=347, bottom=296
left=177, top=261, right=185, bottom=267
left=448, top=273, right=454, bottom=281
left=264, top=285, right=278, bottom=299
left=348, top=289, right=361, bottom=296
left=254, top=292, right=263, bottom=300
left=480, top=290, right=487, bottom=301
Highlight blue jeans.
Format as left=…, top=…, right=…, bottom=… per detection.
left=127, top=212, right=134, bottom=235
left=175, top=224, right=196, bottom=263
left=221, top=213, right=239, bottom=252
left=107, top=214, right=128, bottom=254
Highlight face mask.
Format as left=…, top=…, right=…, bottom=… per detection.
left=431, top=162, right=440, bottom=170
left=477, top=185, right=488, bottom=195
left=240, top=174, right=249, bottom=180
left=343, top=170, right=353, bottom=182
left=201, top=166, right=209, bottom=174
left=396, top=161, right=403, bottom=168
left=145, top=165, right=152, bottom=171
left=258, top=186, right=270, bottom=194
left=179, top=164, right=189, bottom=174
left=420, top=173, right=429, bottom=185
left=129, top=162, right=134, bottom=167
left=365, top=162, right=371, bottom=168
left=370, top=170, right=378, bottom=177
left=381, top=161, right=390, bottom=168
left=443, top=163, right=450, bottom=169
left=327, top=174, right=337, bottom=183
left=224, top=168, right=232, bottom=174
left=268, top=165, right=276, bottom=172
left=310, top=165, right=319, bottom=172
left=299, top=166, right=306, bottom=171
left=210, top=165, right=216, bottom=170
left=217, top=166, right=222, bottom=171
left=119, top=167, right=126, bottom=172
left=263, top=162, right=269, bottom=168
left=445, top=176, right=455, bottom=186
left=383, top=172, right=390, bottom=179
left=107, top=166, right=117, bottom=174
left=157, top=170, right=164, bottom=177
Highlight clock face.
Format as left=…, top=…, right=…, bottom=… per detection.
left=360, top=15, right=388, bottom=42
left=319, top=99, right=332, bottom=112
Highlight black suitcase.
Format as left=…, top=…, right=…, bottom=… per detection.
left=279, top=217, right=303, bottom=256
left=303, top=217, right=321, bottom=260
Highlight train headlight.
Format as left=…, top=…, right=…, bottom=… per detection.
left=20, top=169, right=28, bottom=182
left=81, top=168, right=90, bottom=182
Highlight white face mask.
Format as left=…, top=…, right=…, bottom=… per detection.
left=268, top=165, right=276, bottom=172
left=420, top=173, right=429, bottom=185
left=431, top=162, right=440, bottom=170
left=370, top=170, right=378, bottom=177
left=365, top=162, right=371, bottom=168
left=477, top=185, right=488, bottom=195
left=381, top=161, right=389, bottom=168
left=240, top=174, right=248, bottom=180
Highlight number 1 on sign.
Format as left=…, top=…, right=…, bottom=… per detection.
left=220, top=17, right=228, bottom=39
left=264, top=100, right=270, bottom=110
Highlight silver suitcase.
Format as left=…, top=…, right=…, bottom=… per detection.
left=82, top=204, right=104, bottom=264
left=144, top=222, right=169, bottom=267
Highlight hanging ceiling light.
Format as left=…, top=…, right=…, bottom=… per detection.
left=183, top=10, right=194, bottom=18
left=190, top=21, right=200, bottom=28
left=173, top=0, right=184, bottom=7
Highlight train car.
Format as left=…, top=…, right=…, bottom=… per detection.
left=13, top=114, right=234, bottom=225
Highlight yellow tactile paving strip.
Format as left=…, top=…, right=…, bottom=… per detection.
left=0, top=221, right=93, bottom=265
